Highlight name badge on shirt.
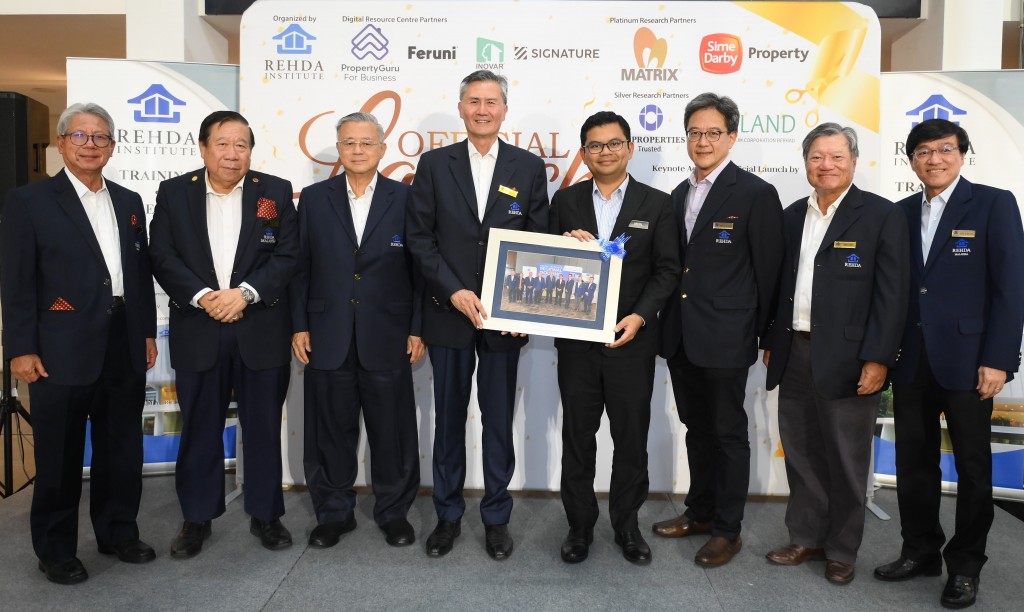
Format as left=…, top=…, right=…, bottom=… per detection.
left=952, top=229, right=976, bottom=238
left=834, top=241, right=857, bottom=248
left=712, top=222, right=734, bottom=230
left=628, top=220, right=649, bottom=229
left=498, top=185, right=518, bottom=198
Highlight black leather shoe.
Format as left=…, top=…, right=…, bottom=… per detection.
left=380, top=517, right=415, bottom=547
left=170, top=521, right=212, bottom=559
left=250, top=517, right=293, bottom=551
left=425, top=519, right=461, bottom=557
left=484, top=523, right=513, bottom=560
left=614, top=529, right=652, bottom=566
left=98, top=538, right=156, bottom=564
left=941, top=575, right=979, bottom=609
left=308, top=516, right=357, bottom=548
left=874, top=555, right=943, bottom=581
left=37, top=558, right=88, bottom=585
left=560, top=527, right=594, bottom=564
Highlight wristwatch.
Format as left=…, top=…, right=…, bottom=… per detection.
left=240, top=287, right=256, bottom=305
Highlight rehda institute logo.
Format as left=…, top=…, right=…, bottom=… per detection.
left=352, top=24, right=389, bottom=60
left=622, top=28, right=677, bottom=81
left=126, top=84, right=186, bottom=123
left=273, top=24, right=316, bottom=55
left=477, top=37, right=504, bottom=69
left=905, top=95, right=966, bottom=127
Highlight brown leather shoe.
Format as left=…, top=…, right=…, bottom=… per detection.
left=651, top=514, right=712, bottom=538
left=695, top=536, right=742, bottom=567
left=826, top=559, right=856, bottom=585
left=766, top=543, right=825, bottom=566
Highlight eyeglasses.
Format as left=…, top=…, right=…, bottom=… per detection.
left=686, top=129, right=725, bottom=143
left=63, top=131, right=112, bottom=148
left=584, top=139, right=628, bottom=154
left=338, top=139, right=381, bottom=150
left=913, top=144, right=960, bottom=160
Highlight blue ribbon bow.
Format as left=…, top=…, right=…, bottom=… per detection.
left=596, top=233, right=630, bottom=260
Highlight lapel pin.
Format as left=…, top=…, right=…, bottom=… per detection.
left=191, top=176, right=198, bottom=182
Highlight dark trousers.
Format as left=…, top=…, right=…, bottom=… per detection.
left=428, top=334, right=519, bottom=525
left=557, top=349, right=654, bottom=532
left=893, top=341, right=994, bottom=577
left=175, top=324, right=289, bottom=523
left=303, top=341, right=419, bottom=526
left=777, top=333, right=877, bottom=564
left=29, top=308, right=144, bottom=563
left=666, top=344, right=749, bottom=539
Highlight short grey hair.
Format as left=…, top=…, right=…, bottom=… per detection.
left=335, top=112, right=385, bottom=142
left=802, top=122, right=859, bottom=160
left=459, top=70, right=508, bottom=105
left=58, top=102, right=115, bottom=136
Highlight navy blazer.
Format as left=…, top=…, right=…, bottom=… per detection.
left=548, top=177, right=681, bottom=358
left=765, top=185, right=909, bottom=399
left=892, top=177, right=1024, bottom=389
left=407, top=139, right=549, bottom=350
left=660, top=161, right=785, bottom=369
left=290, top=173, right=423, bottom=371
left=149, top=169, right=298, bottom=372
left=1, top=170, right=156, bottom=385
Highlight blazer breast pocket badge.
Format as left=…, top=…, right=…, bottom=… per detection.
left=844, top=253, right=862, bottom=268
left=390, top=234, right=404, bottom=247
left=508, top=201, right=522, bottom=216
left=261, top=227, right=277, bottom=244
left=715, top=230, right=732, bottom=244
left=952, top=237, right=972, bottom=256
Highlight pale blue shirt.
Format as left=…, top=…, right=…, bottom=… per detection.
left=593, top=175, right=629, bottom=240
left=684, top=158, right=731, bottom=242
left=921, top=175, right=960, bottom=260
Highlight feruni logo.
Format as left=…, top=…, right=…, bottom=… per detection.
left=126, top=84, right=186, bottom=124
left=700, top=34, right=742, bottom=74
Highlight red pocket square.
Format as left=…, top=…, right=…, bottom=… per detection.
left=256, top=198, right=278, bottom=219
left=49, top=297, right=74, bottom=311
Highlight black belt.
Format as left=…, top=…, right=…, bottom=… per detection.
left=111, top=295, right=125, bottom=309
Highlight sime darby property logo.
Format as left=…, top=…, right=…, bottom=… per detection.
left=621, top=28, right=677, bottom=81
left=700, top=33, right=742, bottom=74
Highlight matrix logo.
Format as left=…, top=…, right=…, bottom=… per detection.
left=351, top=24, right=389, bottom=60
left=905, top=95, right=966, bottom=127
left=622, top=28, right=677, bottom=81
left=700, top=34, right=742, bottom=74
left=126, top=84, right=186, bottom=123
left=638, top=104, right=664, bottom=131
left=477, top=38, right=504, bottom=62
left=273, top=24, right=316, bottom=55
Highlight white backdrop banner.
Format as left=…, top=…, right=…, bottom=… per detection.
left=879, top=71, right=1024, bottom=500
left=67, top=58, right=240, bottom=471
left=240, top=1, right=882, bottom=493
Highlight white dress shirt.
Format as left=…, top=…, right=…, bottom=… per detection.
left=684, top=158, right=731, bottom=242
left=792, top=186, right=852, bottom=332
left=593, top=175, right=629, bottom=240
left=347, top=173, right=378, bottom=245
left=191, top=176, right=259, bottom=306
left=66, top=170, right=123, bottom=298
left=469, top=139, right=500, bottom=221
left=921, top=175, right=959, bottom=260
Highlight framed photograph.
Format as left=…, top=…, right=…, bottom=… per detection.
left=480, top=228, right=623, bottom=343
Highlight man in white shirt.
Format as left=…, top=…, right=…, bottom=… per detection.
left=2, top=102, right=158, bottom=583
left=762, top=122, right=908, bottom=585
left=149, top=111, right=298, bottom=558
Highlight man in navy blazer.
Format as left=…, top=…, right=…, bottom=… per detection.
left=652, top=93, right=784, bottom=568
left=149, top=111, right=298, bottom=558
left=290, top=112, right=424, bottom=549
left=550, top=111, right=680, bottom=566
left=763, top=124, right=909, bottom=585
left=1, top=103, right=158, bottom=584
left=874, top=119, right=1024, bottom=609
left=407, top=70, right=549, bottom=560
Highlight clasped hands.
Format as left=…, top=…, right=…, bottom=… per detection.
left=199, top=288, right=247, bottom=323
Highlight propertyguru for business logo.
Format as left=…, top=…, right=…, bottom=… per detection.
left=700, top=33, right=742, bottom=74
